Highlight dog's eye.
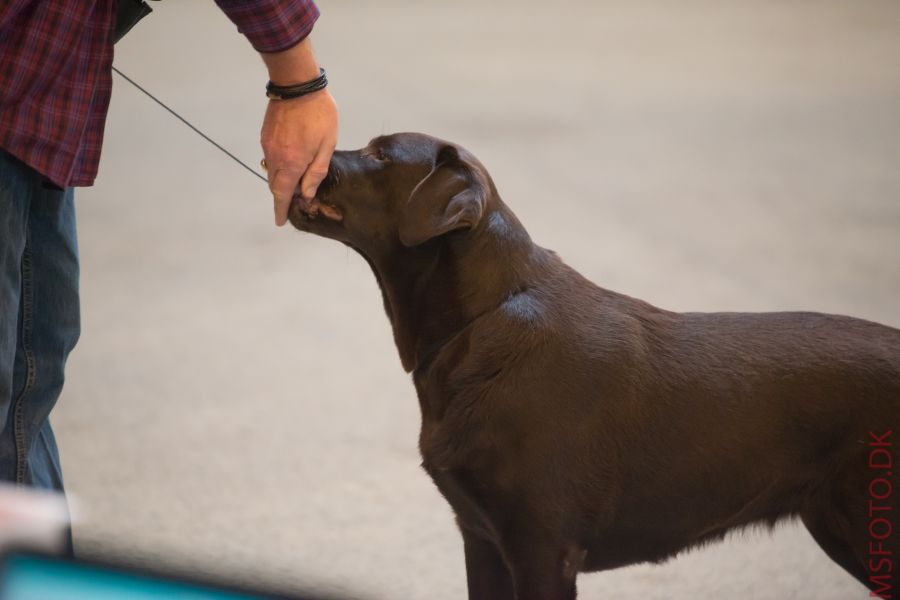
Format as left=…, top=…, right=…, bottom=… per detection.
left=375, top=149, right=387, bottom=161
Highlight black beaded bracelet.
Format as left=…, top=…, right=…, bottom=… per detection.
left=265, top=68, right=328, bottom=100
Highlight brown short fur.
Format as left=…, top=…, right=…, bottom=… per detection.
left=289, top=133, right=899, bottom=600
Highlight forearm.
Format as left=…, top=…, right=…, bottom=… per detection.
left=259, top=34, right=337, bottom=225
left=216, top=0, right=335, bottom=226
left=261, top=37, right=321, bottom=86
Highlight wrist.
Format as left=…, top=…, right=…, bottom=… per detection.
left=261, top=37, right=320, bottom=86
left=266, top=69, right=327, bottom=101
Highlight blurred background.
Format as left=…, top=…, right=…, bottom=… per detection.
left=56, top=0, right=899, bottom=598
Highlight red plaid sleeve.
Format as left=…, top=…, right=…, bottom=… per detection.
left=0, top=1, right=321, bottom=188
left=0, top=0, right=115, bottom=188
left=215, top=0, right=320, bottom=54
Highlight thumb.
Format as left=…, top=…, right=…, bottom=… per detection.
left=300, top=142, right=335, bottom=199
left=271, top=167, right=304, bottom=227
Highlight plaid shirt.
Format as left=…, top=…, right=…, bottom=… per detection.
left=0, top=0, right=319, bottom=188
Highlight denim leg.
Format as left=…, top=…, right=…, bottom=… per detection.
left=0, top=151, right=31, bottom=478
left=19, top=185, right=79, bottom=490
left=0, top=151, right=80, bottom=491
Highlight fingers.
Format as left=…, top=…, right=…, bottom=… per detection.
left=260, top=88, right=339, bottom=227
left=269, top=165, right=305, bottom=227
left=300, top=138, right=335, bottom=200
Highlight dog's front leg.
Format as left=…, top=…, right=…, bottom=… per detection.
left=505, top=540, right=580, bottom=600
left=461, top=528, right=515, bottom=600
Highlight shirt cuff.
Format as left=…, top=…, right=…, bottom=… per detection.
left=215, top=0, right=320, bottom=54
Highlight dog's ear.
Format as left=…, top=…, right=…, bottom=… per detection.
left=398, top=146, right=487, bottom=247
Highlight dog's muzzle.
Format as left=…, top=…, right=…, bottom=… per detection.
left=290, top=167, right=343, bottom=222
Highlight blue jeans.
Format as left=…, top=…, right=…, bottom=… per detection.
left=0, top=150, right=79, bottom=492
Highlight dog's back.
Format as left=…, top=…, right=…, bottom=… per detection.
left=421, top=240, right=899, bottom=582
left=291, top=132, right=898, bottom=597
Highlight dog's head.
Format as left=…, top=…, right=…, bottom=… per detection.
left=288, top=133, right=494, bottom=256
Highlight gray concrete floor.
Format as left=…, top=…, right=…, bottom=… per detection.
left=57, top=0, right=899, bottom=598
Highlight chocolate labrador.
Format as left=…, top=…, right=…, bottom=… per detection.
left=288, top=133, right=899, bottom=599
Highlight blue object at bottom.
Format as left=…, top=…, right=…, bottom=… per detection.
left=1, top=554, right=264, bottom=600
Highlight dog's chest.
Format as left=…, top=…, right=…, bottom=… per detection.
left=414, top=357, right=514, bottom=540
left=423, top=460, right=500, bottom=540
left=418, top=413, right=516, bottom=542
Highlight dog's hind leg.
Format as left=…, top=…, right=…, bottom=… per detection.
left=801, top=470, right=898, bottom=596
left=806, top=443, right=899, bottom=597
left=800, top=510, right=871, bottom=589
left=461, top=528, right=515, bottom=600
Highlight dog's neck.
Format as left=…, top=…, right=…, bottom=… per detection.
left=369, top=204, right=540, bottom=373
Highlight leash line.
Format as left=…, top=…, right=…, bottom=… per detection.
left=111, top=66, right=268, bottom=185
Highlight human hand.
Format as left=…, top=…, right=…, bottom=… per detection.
left=261, top=89, right=338, bottom=226
left=260, top=38, right=338, bottom=226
